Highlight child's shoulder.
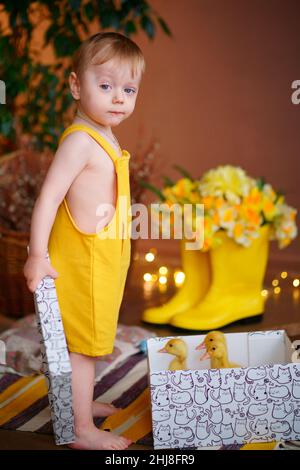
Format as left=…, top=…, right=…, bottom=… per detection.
left=59, top=125, right=94, bottom=149
left=57, top=125, right=113, bottom=165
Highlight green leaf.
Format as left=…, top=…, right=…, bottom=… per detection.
left=173, top=164, right=193, bottom=180
left=140, top=15, right=155, bottom=39
left=68, top=0, right=81, bottom=10
left=274, top=190, right=285, bottom=202
left=139, top=180, right=166, bottom=201
left=44, top=24, right=57, bottom=46
left=124, top=20, right=137, bottom=35
left=162, top=175, right=175, bottom=187
left=157, top=16, right=172, bottom=37
left=256, top=177, right=266, bottom=190
left=84, top=2, right=95, bottom=21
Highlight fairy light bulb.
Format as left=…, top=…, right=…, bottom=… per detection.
left=272, top=279, right=279, bottom=287
left=274, top=286, right=281, bottom=295
left=159, top=275, right=167, bottom=285
left=145, top=252, right=155, bottom=262
left=280, top=271, right=288, bottom=279
left=293, top=279, right=300, bottom=288
left=159, top=266, right=168, bottom=275
left=174, top=271, right=185, bottom=286
left=143, top=273, right=152, bottom=282
left=261, top=289, right=268, bottom=297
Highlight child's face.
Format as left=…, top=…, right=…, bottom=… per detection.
left=70, top=57, right=141, bottom=128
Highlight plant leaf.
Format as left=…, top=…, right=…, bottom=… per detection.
left=139, top=180, right=165, bottom=201
left=173, top=164, right=193, bottom=180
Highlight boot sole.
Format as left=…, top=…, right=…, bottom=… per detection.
left=170, top=311, right=264, bottom=332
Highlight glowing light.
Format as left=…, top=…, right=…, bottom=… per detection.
left=280, top=271, right=288, bottom=279
left=293, top=289, right=299, bottom=301
left=272, top=279, right=279, bottom=287
left=145, top=252, right=155, bottom=262
left=143, top=273, right=152, bottom=282
left=274, top=287, right=281, bottom=295
left=261, top=289, right=268, bottom=297
left=158, top=283, right=167, bottom=293
left=174, top=271, right=185, bottom=285
left=159, top=275, right=167, bottom=285
left=151, top=274, right=158, bottom=282
left=293, top=278, right=300, bottom=288
left=159, top=266, right=168, bottom=275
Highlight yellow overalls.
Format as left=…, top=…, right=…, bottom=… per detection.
left=48, top=124, right=132, bottom=356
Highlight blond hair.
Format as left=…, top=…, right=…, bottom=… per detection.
left=72, top=32, right=145, bottom=81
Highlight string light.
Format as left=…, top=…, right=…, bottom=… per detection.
left=140, top=251, right=300, bottom=303
left=145, top=252, right=155, bottom=262
left=159, top=275, right=167, bottom=285
left=174, top=271, right=185, bottom=286
left=159, top=266, right=168, bottom=275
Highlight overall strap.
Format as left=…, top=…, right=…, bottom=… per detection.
left=58, top=124, right=120, bottom=165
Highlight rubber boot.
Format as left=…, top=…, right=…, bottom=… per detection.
left=142, top=238, right=211, bottom=325
left=170, top=225, right=270, bottom=330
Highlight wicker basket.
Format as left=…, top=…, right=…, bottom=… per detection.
left=0, top=148, right=52, bottom=317
left=0, top=227, right=33, bottom=317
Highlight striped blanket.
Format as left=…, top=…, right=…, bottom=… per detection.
left=0, top=352, right=298, bottom=450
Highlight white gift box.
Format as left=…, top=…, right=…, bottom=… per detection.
left=29, top=248, right=75, bottom=445
left=147, top=330, right=300, bottom=449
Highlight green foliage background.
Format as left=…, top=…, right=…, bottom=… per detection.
left=0, top=0, right=171, bottom=151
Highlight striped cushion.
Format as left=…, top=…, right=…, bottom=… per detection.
left=0, top=353, right=292, bottom=450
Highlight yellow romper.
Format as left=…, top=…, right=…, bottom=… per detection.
left=48, top=124, right=132, bottom=357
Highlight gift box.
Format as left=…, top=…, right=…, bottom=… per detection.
left=31, top=249, right=75, bottom=445
left=147, top=330, right=300, bottom=449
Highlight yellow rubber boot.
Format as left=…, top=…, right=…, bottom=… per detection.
left=142, top=238, right=211, bottom=325
left=170, top=225, right=270, bottom=330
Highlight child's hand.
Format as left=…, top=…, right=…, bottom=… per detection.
left=23, top=255, right=59, bottom=293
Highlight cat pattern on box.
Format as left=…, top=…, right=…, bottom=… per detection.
left=150, top=362, right=300, bottom=450
left=32, top=264, right=75, bottom=446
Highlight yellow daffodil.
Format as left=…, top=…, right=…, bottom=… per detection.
left=149, top=165, right=297, bottom=251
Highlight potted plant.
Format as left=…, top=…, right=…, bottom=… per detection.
left=141, top=165, right=298, bottom=329
left=0, top=1, right=171, bottom=316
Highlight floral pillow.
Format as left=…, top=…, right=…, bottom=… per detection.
left=0, top=314, right=155, bottom=377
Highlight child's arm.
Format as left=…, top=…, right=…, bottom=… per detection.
left=23, top=132, right=92, bottom=293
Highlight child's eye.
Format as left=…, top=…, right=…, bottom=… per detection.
left=125, top=88, right=136, bottom=95
left=100, top=84, right=110, bottom=90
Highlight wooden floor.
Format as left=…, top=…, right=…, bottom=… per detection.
left=0, top=250, right=299, bottom=450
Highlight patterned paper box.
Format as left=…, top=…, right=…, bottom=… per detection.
left=147, top=331, right=300, bottom=449
left=29, top=248, right=75, bottom=445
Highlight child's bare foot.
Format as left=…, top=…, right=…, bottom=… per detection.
left=92, top=401, right=121, bottom=418
left=68, top=425, right=132, bottom=450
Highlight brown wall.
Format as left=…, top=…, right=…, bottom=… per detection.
left=1, top=1, right=299, bottom=265
left=117, top=0, right=300, bottom=265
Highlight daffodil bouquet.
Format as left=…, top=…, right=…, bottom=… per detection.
left=141, top=165, right=298, bottom=251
